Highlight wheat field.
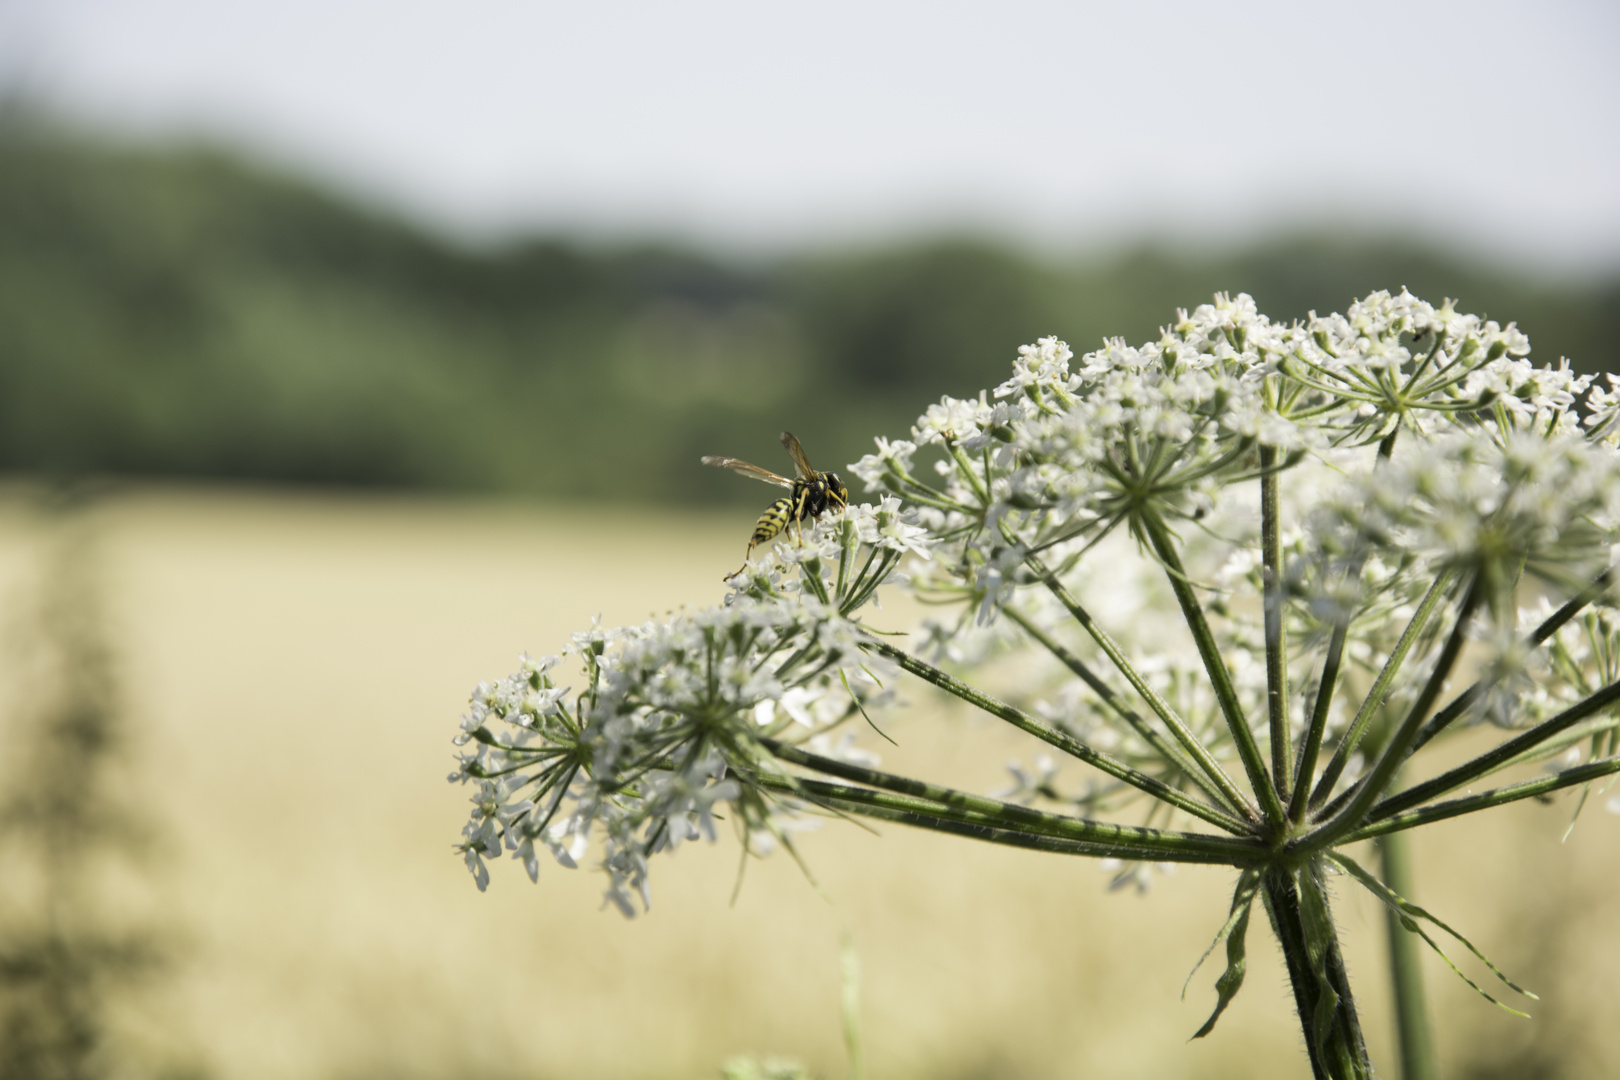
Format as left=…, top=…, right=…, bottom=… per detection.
left=0, top=485, right=1614, bottom=1080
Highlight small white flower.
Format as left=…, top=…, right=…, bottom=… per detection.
left=913, top=393, right=992, bottom=446
left=851, top=436, right=920, bottom=490
left=778, top=685, right=822, bottom=727
left=975, top=544, right=1026, bottom=626
left=995, top=335, right=1078, bottom=400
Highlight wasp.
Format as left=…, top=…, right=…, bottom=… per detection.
left=702, top=432, right=850, bottom=577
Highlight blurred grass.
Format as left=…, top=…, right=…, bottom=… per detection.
left=2, top=113, right=1616, bottom=506
left=0, top=486, right=1615, bottom=1079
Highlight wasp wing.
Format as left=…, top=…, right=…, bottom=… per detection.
left=701, top=456, right=794, bottom=489
left=780, top=431, right=817, bottom=479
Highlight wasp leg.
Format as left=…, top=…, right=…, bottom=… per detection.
left=723, top=544, right=754, bottom=581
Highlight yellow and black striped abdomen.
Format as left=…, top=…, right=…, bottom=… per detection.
left=750, top=495, right=796, bottom=551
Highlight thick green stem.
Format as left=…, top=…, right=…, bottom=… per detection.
left=1379, top=829, right=1437, bottom=1080
left=1261, top=446, right=1292, bottom=799
left=1022, top=547, right=1256, bottom=820
left=1142, top=511, right=1287, bottom=826
left=1264, top=866, right=1373, bottom=1080
left=858, top=636, right=1252, bottom=834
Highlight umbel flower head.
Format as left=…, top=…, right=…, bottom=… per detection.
left=451, top=290, right=1620, bottom=1080
left=450, top=509, right=916, bottom=914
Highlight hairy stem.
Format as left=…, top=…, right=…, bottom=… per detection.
left=946, top=440, right=989, bottom=503
left=1264, top=866, right=1373, bottom=1080
left=1344, top=754, right=1620, bottom=842
left=757, top=739, right=1259, bottom=860
left=1292, top=619, right=1349, bottom=822
left=1370, top=679, right=1620, bottom=821
left=753, top=772, right=1255, bottom=863
left=1291, top=432, right=1400, bottom=820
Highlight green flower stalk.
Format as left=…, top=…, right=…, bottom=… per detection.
left=449, top=291, right=1620, bottom=1080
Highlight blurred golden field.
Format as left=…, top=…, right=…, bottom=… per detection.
left=0, top=485, right=1616, bottom=1080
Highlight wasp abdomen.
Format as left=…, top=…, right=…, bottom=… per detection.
left=750, top=496, right=795, bottom=550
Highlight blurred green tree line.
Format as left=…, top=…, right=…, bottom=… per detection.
left=2, top=117, right=1616, bottom=504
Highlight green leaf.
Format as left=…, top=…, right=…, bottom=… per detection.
left=1188, top=869, right=1261, bottom=1039
left=1331, top=852, right=1536, bottom=1016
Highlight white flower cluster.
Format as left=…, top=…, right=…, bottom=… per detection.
left=1309, top=432, right=1620, bottom=604
left=1494, top=598, right=1620, bottom=733
left=847, top=290, right=1618, bottom=811
left=451, top=506, right=908, bottom=913
left=1292, top=291, right=1558, bottom=437
left=857, top=296, right=1311, bottom=584
left=457, top=289, right=1620, bottom=911
left=862, top=291, right=1598, bottom=567
left=1582, top=373, right=1620, bottom=448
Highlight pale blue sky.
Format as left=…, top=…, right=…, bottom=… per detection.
left=3, top=0, right=1617, bottom=270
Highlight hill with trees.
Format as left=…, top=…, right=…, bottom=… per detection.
left=2, top=118, right=1614, bottom=502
